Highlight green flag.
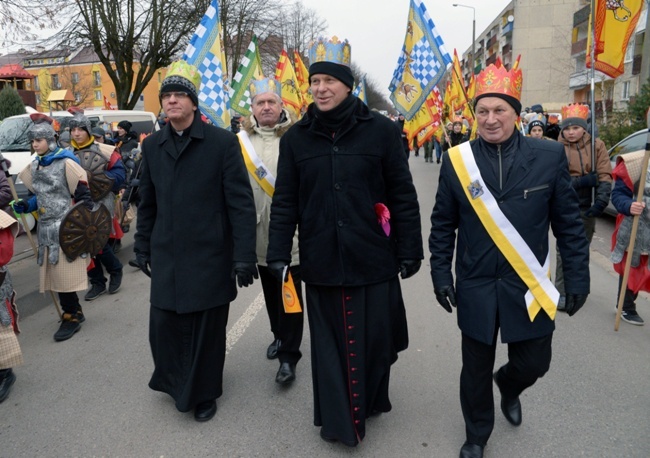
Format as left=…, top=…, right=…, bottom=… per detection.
left=230, top=35, right=264, bottom=115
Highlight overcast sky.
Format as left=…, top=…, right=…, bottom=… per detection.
left=299, top=0, right=513, bottom=97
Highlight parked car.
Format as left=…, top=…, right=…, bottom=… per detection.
left=604, top=129, right=647, bottom=216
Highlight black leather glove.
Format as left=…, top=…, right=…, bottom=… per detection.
left=267, top=261, right=289, bottom=283
left=74, top=183, right=95, bottom=210
left=232, top=262, right=258, bottom=287
left=564, top=293, right=588, bottom=316
left=572, top=172, right=598, bottom=189
left=135, top=251, right=151, bottom=277
left=399, top=259, right=421, bottom=279
left=584, top=199, right=607, bottom=218
left=434, top=284, right=457, bottom=313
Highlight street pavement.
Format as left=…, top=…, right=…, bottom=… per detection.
left=1, top=154, right=648, bottom=457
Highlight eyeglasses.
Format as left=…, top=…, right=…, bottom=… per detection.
left=161, top=91, right=190, bottom=100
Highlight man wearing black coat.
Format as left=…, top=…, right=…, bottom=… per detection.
left=429, top=60, right=590, bottom=458
left=267, top=37, right=422, bottom=447
left=134, top=60, right=258, bottom=423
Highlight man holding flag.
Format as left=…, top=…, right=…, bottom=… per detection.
left=429, top=58, right=590, bottom=458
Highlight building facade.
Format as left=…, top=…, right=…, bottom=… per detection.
left=1, top=46, right=164, bottom=114
left=458, top=0, right=648, bottom=115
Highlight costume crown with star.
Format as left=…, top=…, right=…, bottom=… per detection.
left=475, top=56, right=523, bottom=103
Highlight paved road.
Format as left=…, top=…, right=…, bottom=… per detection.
left=1, top=155, right=648, bottom=457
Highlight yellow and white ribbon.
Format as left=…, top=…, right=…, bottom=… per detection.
left=237, top=131, right=276, bottom=197
left=448, top=142, right=559, bottom=321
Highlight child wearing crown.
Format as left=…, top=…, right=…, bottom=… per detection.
left=555, top=103, right=612, bottom=311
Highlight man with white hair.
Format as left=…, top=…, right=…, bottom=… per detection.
left=238, top=78, right=304, bottom=385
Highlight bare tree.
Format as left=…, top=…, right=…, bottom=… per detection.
left=0, top=0, right=57, bottom=43
left=46, top=0, right=209, bottom=109
left=277, top=1, right=328, bottom=57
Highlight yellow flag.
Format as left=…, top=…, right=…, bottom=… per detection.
left=587, top=0, right=644, bottom=78
left=293, top=51, right=313, bottom=109
left=282, top=270, right=302, bottom=313
left=275, top=49, right=303, bottom=119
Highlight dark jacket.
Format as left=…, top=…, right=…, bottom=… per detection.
left=134, top=112, right=257, bottom=313
left=429, top=133, right=590, bottom=344
left=442, top=131, right=468, bottom=152
left=114, top=132, right=139, bottom=155
left=267, top=98, right=423, bottom=286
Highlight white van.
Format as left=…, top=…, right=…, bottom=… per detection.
left=0, top=109, right=158, bottom=180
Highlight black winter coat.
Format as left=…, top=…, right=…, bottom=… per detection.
left=134, top=112, right=257, bottom=313
left=267, top=99, right=423, bottom=286
left=429, top=134, right=590, bottom=344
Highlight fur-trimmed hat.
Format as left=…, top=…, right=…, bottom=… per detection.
left=67, top=107, right=91, bottom=135
left=28, top=113, right=58, bottom=152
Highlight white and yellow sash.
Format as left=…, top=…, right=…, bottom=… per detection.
left=448, top=142, right=559, bottom=321
left=237, top=131, right=276, bottom=197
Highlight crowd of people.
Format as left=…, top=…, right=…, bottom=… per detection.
left=0, top=34, right=645, bottom=458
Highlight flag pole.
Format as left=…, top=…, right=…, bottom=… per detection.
left=589, top=0, right=597, bottom=206
left=614, top=109, right=650, bottom=331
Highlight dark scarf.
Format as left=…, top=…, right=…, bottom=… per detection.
left=313, top=94, right=357, bottom=136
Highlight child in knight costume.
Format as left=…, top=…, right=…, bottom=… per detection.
left=0, top=211, right=20, bottom=402
left=611, top=151, right=649, bottom=325
left=13, top=114, right=95, bottom=342
left=67, top=107, right=126, bottom=301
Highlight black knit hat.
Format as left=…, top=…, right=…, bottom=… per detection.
left=117, top=120, right=132, bottom=132
left=309, top=61, right=354, bottom=89
left=474, top=93, right=522, bottom=116
left=160, top=77, right=199, bottom=106
left=528, top=119, right=545, bottom=134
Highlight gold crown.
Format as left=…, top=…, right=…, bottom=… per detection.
left=561, top=103, right=589, bottom=120
left=475, top=56, right=523, bottom=101
left=308, top=36, right=351, bottom=67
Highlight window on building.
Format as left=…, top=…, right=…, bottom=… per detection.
left=622, top=81, right=631, bottom=100
left=94, top=90, right=102, bottom=101
left=35, top=94, right=41, bottom=106
left=51, top=74, right=61, bottom=89
left=93, top=71, right=101, bottom=86
left=74, top=92, right=82, bottom=102
left=72, top=73, right=79, bottom=84
left=33, top=76, right=40, bottom=91
left=625, top=36, right=635, bottom=63
left=575, top=56, right=586, bottom=72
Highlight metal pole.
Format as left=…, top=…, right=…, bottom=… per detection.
left=472, top=15, right=476, bottom=76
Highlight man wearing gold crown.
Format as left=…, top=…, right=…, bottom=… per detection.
left=554, top=103, right=612, bottom=311
left=266, top=36, right=423, bottom=446
left=134, top=60, right=258, bottom=422
left=238, top=77, right=305, bottom=385
left=429, top=58, right=590, bottom=458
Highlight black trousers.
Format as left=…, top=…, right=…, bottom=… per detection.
left=460, top=332, right=553, bottom=445
left=258, top=265, right=304, bottom=364
left=58, top=291, right=81, bottom=315
left=617, top=275, right=638, bottom=312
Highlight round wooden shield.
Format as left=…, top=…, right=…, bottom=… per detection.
left=59, top=202, right=112, bottom=260
left=76, top=149, right=115, bottom=201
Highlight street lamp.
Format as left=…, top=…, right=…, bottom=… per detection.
left=453, top=3, right=476, bottom=76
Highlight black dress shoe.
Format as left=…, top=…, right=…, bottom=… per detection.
left=493, top=372, right=522, bottom=426
left=266, top=339, right=280, bottom=359
left=320, top=429, right=337, bottom=443
left=275, top=362, right=296, bottom=385
left=460, top=442, right=484, bottom=458
left=0, top=369, right=16, bottom=403
left=194, top=400, right=217, bottom=422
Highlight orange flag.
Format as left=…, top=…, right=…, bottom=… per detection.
left=275, top=50, right=303, bottom=118
left=293, top=51, right=313, bottom=109
left=587, top=0, right=644, bottom=78
left=282, top=270, right=302, bottom=313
